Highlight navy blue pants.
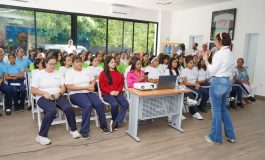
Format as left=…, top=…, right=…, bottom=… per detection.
left=230, top=86, right=242, bottom=102
left=11, top=83, right=26, bottom=110
left=103, top=93, right=128, bottom=124
left=37, top=96, right=77, bottom=137
left=70, top=92, right=108, bottom=134
left=0, top=83, right=12, bottom=110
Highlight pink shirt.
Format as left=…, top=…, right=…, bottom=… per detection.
left=126, top=70, right=145, bottom=88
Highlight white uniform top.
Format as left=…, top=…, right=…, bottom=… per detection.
left=158, top=64, right=168, bottom=74
left=59, top=66, right=71, bottom=77
left=87, top=66, right=103, bottom=78
left=207, top=46, right=234, bottom=77
left=145, top=65, right=161, bottom=80
left=65, top=45, right=77, bottom=54
left=182, top=68, right=198, bottom=84
left=65, top=68, right=94, bottom=95
left=31, top=70, right=64, bottom=100
left=198, top=69, right=209, bottom=81
left=124, top=65, right=132, bottom=79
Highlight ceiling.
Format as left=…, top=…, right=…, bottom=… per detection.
left=83, top=0, right=234, bottom=11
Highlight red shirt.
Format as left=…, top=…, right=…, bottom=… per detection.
left=99, top=70, right=124, bottom=96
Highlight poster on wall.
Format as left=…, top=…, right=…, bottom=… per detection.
left=210, top=8, right=236, bottom=40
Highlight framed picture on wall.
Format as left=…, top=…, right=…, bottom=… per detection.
left=210, top=8, right=237, bottom=40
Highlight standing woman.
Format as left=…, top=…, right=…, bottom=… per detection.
left=204, top=32, right=236, bottom=144
left=99, top=56, right=129, bottom=132
left=31, top=56, right=80, bottom=145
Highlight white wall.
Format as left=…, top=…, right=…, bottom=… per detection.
left=0, top=0, right=159, bottom=22
left=170, top=0, right=265, bottom=96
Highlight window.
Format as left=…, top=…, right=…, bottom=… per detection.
left=108, top=19, right=123, bottom=52
left=123, top=21, right=133, bottom=53
left=77, top=16, right=106, bottom=53
left=36, top=12, right=71, bottom=52
left=0, top=8, right=35, bottom=53
left=133, top=22, right=148, bottom=53
left=148, top=23, right=157, bottom=54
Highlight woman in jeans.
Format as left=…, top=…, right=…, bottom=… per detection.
left=203, top=32, right=236, bottom=144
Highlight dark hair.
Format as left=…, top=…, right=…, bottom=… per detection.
left=159, top=54, right=169, bottom=64
left=149, top=55, right=157, bottom=64
left=216, top=32, right=231, bottom=46
left=8, top=53, right=16, bottom=58
left=167, top=58, right=179, bottom=76
left=95, top=52, right=102, bottom=58
left=130, top=57, right=141, bottom=71
left=72, top=55, right=82, bottom=63
left=177, top=55, right=185, bottom=68
left=185, top=56, right=193, bottom=64
left=103, top=56, right=115, bottom=85
left=197, top=59, right=206, bottom=71
left=34, top=58, right=45, bottom=69
left=237, top=58, right=244, bottom=63
left=62, top=55, right=71, bottom=66
left=89, top=56, right=96, bottom=66
left=194, top=43, right=198, bottom=47
left=45, top=56, right=56, bottom=64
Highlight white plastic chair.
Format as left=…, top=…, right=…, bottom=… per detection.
left=96, top=80, right=112, bottom=120
left=0, top=92, right=5, bottom=111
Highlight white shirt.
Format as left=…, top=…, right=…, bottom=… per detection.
left=198, top=69, right=209, bottom=81
left=31, top=70, right=64, bottom=100
left=124, top=65, right=132, bottom=79
left=207, top=46, right=234, bottom=77
left=31, top=69, right=42, bottom=78
left=182, top=68, right=198, bottom=84
left=59, top=66, right=71, bottom=77
left=65, top=45, right=77, bottom=54
left=158, top=64, right=168, bottom=74
left=145, top=65, right=161, bottom=79
left=186, top=49, right=198, bottom=56
left=164, top=69, right=180, bottom=84
left=65, top=68, right=94, bottom=95
left=87, top=66, right=103, bottom=78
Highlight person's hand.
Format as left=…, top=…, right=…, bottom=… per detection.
left=53, top=93, right=61, bottom=100
left=139, top=75, right=147, bottom=82
left=195, top=83, right=200, bottom=89
left=110, top=91, right=116, bottom=96
left=87, top=85, right=95, bottom=92
left=114, top=91, right=119, bottom=96
left=43, top=92, right=52, bottom=100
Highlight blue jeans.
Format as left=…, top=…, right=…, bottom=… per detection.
left=209, top=77, right=236, bottom=143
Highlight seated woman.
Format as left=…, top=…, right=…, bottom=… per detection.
left=197, top=59, right=210, bottom=87
left=31, top=56, right=80, bottom=145
left=59, top=55, right=72, bottom=77
left=158, top=54, right=169, bottom=74
left=126, top=57, right=147, bottom=88
left=4, top=53, right=26, bottom=112
left=235, top=58, right=256, bottom=103
left=144, top=56, right=161, bottom=84
left=87, top=56, right=103, bottom=80
left=0, top=68, right=12, bottom=115
left=32, top=58, right=45, bottom=78
left=65, top=56, right=110, bottom=139
left=115, top=53, right=128, bottom=75
left=99, top=56, right=129, bottom=132
left=182, top=56, right=207, bottom=120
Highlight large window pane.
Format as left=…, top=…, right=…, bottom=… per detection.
left=0, top=8, right=35, bottom=53
left=148, top=23, right=157, bottom=55
left=134, top=22, right=148, bottom=53
left=123, top=21, right=133, bottom=53
left=77, top=16, right=106, bottom=53
left=108, top=19, right=123, bottom=52
left=36, top=12, right=71, bottom=51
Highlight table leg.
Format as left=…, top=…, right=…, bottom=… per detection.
left=126, top=93, right=141, bottom=142
left=169, top=93, right=184, bottom=132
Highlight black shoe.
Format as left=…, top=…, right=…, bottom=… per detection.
left=101, top=126, right=110, bottom=135
left=110, top=120, right=118, bottom=132
left=27, top=106, right=32, bottom=111
left=229, top=101, right=237, bottom=109
left=20, top=107, right=25, bottom=112
left=247, top=96, right=256, bottom=102
left=81, top=133, right=90, bottom=140
left=14, top=108, right=20, bottom=112
left=237, top=102, right=244, bottom=108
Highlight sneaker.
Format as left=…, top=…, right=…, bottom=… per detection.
left=110, top=120, right=118, bottom=133
left=36, top=135, right=51, bottom=145
left=81, top=133, right=90, bottom=140
left=5, top=109, right=11, bottom=115
left=101, top=126, right=110, bottom=135
left=70, top=130, right=81, bottom=139
left=229, top=100, right=237, bottom=109
left=181, top=114, right=186, bottom=120
left=247, top=96, right=256, bottom=102
left=226, top=138, right=236, bottom=143
left=204, top=135, right=214, bottom=144
left=192, top=112, right=203, bottom=120
left=186, top=97, right=197, bottom=106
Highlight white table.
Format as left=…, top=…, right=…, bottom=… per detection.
left=126, top=88, right=191, bottom=142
